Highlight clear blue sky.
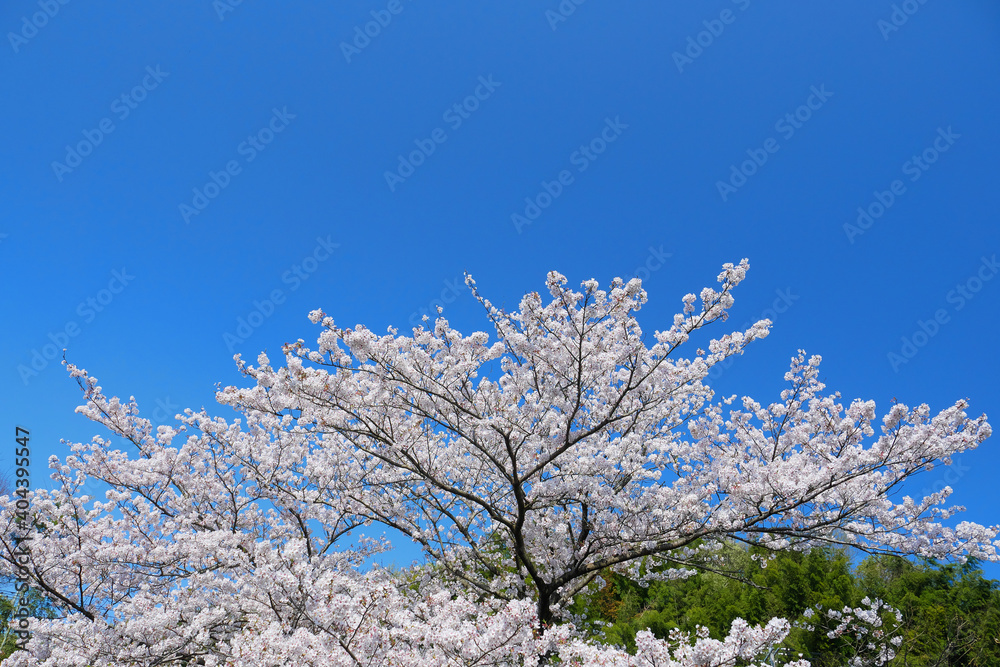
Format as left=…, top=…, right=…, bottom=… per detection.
left=3, top=1, right=999, bottom=577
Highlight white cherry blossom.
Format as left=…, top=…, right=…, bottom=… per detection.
left=1, top=260, right=994, bottom=665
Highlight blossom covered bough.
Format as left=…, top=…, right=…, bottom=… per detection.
left=0, top=260, right=995, bottom=666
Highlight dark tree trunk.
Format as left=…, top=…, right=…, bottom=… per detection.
left=536, top=584, right=557, bottom=664
left=537, top=590, right=553, bottom=629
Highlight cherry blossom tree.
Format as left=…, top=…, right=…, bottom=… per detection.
left=1, top=259, right=995, bottom=666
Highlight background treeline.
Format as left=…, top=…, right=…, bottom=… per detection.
left=572, top=544, right=1000, bottom=666
left=1, top=547, right=997, bottom=665
left=0, top=589, right=56, bottom=661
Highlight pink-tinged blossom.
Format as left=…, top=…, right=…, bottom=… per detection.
left=1, top=260, right=994, bottom=666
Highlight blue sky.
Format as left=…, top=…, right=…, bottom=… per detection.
left=2, top=1, right=999, bottom=577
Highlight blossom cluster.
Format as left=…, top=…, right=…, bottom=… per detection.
left=1, top=260, right=995, bottom=665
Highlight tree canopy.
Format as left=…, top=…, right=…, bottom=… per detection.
left=1, top=262, right=996, bottom=665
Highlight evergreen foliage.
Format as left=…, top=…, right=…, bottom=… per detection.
left=573, top=544, right=1000, bottom=666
